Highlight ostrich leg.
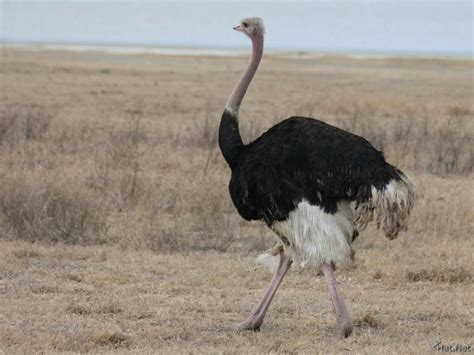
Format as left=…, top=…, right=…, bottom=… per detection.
left=237, top=247, right=292, bottom=331
left=322, top=263, right=353, bottom=338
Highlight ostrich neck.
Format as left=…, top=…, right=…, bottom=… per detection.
left=219, top=34, right=264, bottom=168
left=226, top=34, right=264, bottom=113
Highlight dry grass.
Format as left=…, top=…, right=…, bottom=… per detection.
left=0, top=176, right=107, bottom=244
left=0, top=47, right=473, bottom=353
left=407, top=267, right=472, bottom=284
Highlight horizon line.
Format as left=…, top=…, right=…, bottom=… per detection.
left=2, top=40, right=473, bottom=60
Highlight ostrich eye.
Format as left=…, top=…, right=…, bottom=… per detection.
left=242, top=22, right=249, bottom=28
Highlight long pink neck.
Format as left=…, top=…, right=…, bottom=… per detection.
left=225, top=34, right=264, bottom=115
left=219, top=33, right=264, bottom=168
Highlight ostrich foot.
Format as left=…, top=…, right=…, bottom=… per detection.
left=236, top=317, right=262, bottom=332
left=338, top=320, right=353, bottom=339
left=235, top=248, right=291, bottom=333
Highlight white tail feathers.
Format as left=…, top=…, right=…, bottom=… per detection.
left=257, top=175, right=415, bottom=273
left=356, top=174, right=415, bottom=239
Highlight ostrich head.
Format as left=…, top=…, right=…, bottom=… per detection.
left=233, top=17, right=265, bottom=38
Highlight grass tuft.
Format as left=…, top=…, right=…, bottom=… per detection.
left=66, top=303, right=124, bottom=315
left=12, top=249, right=43, bottom=258
left=406, top=267, right=472, bottom=284
left=94, top=332, right=130, bottom=348
left=372, top=270, right=385, bottom=280
left=354, top=313, right=384, bottom=329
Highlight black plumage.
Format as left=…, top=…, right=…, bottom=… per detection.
left=219, top=109, right=403, bottom=227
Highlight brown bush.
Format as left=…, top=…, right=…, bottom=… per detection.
left=0, top=178, right=108, bottom=244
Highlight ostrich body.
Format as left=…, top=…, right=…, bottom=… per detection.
left=219, top=17, right=414, bottom=338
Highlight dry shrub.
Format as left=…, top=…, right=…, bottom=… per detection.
left=0, top=107, right=53, bottom=147
left=372, top=270, right=385, bottom=280
left=406, top=267, right=472, bottom=284
left=198, top=115, right=218, bottom=149
left=447, top=105, right=472, bottom=117
left=354, top=313, right=384, bottom=329
left=143, top=224, right=183, bottom=253
left=141, top=177, right=244, bottom=253
left=107, top=116, right=146, bottom=169
left=0, top=178, right=107, bottom=244
left=90, top=113, right=154, bottom=209
left=94, top=333, right=130, bottom=348
left=131, top=164, right=271, bottom=253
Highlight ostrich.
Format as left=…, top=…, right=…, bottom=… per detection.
left=218, top=17, right=414, bottom=338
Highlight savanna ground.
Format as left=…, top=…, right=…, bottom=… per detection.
left=0, top=47, right=473, bottom=353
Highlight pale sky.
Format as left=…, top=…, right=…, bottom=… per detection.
left=1, top=1, right=472, bottom=55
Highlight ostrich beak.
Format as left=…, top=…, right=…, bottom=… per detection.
left=233, top=25, right=244, bottom=32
